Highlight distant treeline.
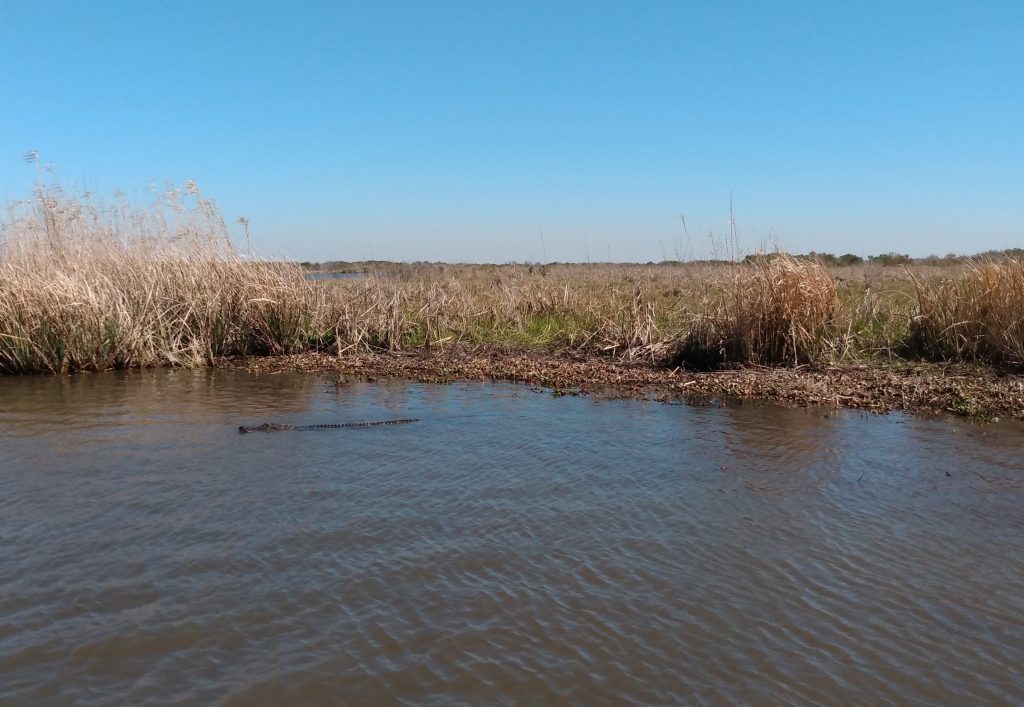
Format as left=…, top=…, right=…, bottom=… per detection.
left=745, top=249, right=1024, bottom=267
left=299, top=260, right=390, bottom=273
left=301, top=249, right=1024, bottom=271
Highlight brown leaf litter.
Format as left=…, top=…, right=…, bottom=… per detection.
left=225, top=346, right=1024, bottom=421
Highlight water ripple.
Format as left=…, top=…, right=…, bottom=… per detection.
left=0, top=371, right=1022, bottom=704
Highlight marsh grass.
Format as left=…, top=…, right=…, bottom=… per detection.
left=0, top=183, right=319, bottom=372
left=909, top=258, right=1024, bottom=367
left=2, top=183, right=1022, bottom=374
left=670, top=257, right=841, bottom=368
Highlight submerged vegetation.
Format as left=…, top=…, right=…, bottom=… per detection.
left=2, top=183, right=1023, bottom=381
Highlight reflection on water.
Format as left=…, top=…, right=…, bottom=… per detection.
left=1, top=371, right=1022, bottom=704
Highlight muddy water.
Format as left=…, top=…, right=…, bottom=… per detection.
left=1, top=370, right=1022, bottom=705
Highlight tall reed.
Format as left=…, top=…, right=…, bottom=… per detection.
left=0, top=183, right=318, bottom=373
left=909, top=258, right=1024, bottom=367
left=672, top=256, right=841, bottom=368
left=5, top=181, right=1019, bottom=374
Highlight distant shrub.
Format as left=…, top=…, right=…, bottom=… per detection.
left=868, top=252, right=912, bottom=266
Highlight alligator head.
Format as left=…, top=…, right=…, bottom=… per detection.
left=238, top=423, right=293, bottom=433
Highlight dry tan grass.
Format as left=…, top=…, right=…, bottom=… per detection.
left=2, top=183, right=1020, bottom=374
left=670, top=257, right=841, bottom=368
left=0, top=184, right=318, bottom=373
left=909, top=258, right=1024, bottom=367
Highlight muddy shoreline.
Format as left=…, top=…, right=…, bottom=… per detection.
left=225, top=346, right=1024, bottom=421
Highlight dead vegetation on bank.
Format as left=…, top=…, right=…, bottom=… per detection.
left=236, top=349, right=1024, bottom=421
left=2, top=184, right=1023, bottom=382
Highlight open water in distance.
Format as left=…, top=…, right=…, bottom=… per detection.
left=1, top=370, right=1022, bottom=705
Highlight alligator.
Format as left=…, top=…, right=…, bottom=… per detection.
left=239, top=418, right=419, bottom=433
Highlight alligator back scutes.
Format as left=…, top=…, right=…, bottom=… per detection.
left=239, top=418, right=419, bottom=433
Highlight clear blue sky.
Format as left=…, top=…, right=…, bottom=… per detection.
left=1, top=1, right=1021, bottom=262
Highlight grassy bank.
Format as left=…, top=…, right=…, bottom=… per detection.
left=0, top=185, right=319, bottom=373
left=2, top=185, right=1023, bottom=377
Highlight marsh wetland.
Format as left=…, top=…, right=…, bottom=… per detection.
left=2, top=184, right=1024, bottom=704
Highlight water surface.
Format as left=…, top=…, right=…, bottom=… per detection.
left=1, top=370, right=1022, bottom=704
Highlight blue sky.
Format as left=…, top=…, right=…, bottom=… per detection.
left=1, top=1, right=1021, bottom=262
